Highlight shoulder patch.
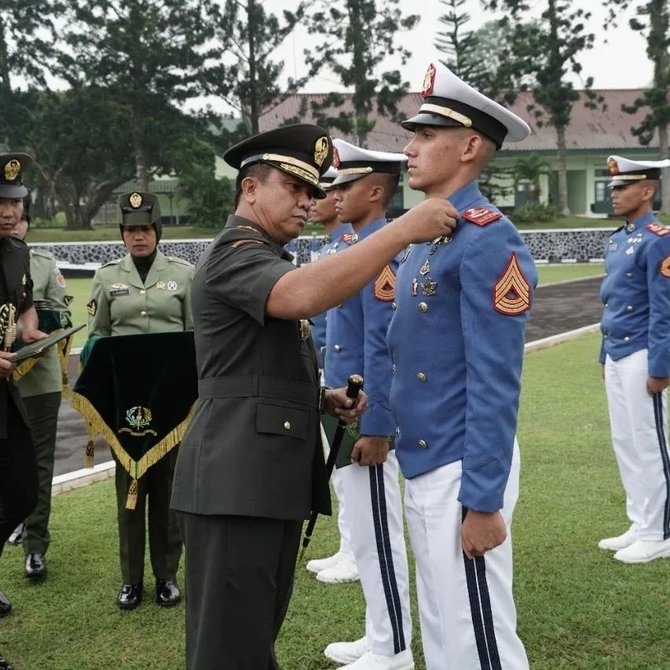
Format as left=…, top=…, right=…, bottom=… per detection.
left=231, top=239, right=266, bottom=249
left=660, top=255, right=670, bottom=278
left=101, top=258, right=122, bottom=269
left=374, top=264, right=396, bottom=302
left=647, top=223, right=670, bottom=237
left=493, top=252, right=531, bottom=316
left=462, top=207, right=502, bottom=227
left=86, top=299, right=97, bottom=316
left=341, top=232, right=357, bottom=245
left=31, top=248, right=54, bottom=260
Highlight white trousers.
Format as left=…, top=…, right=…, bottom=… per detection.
left=320, top=424, right=352, bottom=556
left=404, top=447, right=528, bottom=670
left=605, top=350, right=670, bottom=540
left=339, top=451, right=412, bottom=656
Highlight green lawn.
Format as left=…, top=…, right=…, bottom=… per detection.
left=537, top=262, right=604, bottom=286
left=1, top=332, right=668, bottom=668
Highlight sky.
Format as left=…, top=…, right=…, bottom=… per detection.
left=264, top=0, right=652, bottom=94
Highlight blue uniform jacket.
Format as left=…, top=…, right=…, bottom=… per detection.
left=311, top=223, right=355, bottom=350
left=386, top=181, right=537, bottom=512
left=599, top=212, right=670, bottom=377
left=325, top=217, right=397, bottom=437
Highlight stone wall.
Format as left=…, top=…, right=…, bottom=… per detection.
left=31, top=227, right=615, bottom=268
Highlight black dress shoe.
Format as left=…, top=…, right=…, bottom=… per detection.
left=0, top=592, right=11, bottom=618
left=25, top=553, right=47, bottom=580
left=7, top=523, right=24, bottom=546
left=0, top=650, right=13, bottom=670
left=117, top=583, right=142, bottom=610
left=155, top=578, right=181, bottom=607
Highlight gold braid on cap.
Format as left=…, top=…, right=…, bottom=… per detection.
left=419, top=103, right=472, bottom=128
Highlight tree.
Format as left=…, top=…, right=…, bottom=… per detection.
left=177, top=159, right=235, bottom=229
left=483, top=0, right=600, bottom=216
left=59, top=0, right=214, bottom=189
left=605, top=0, right=670, bottom=214
left=512, top=153, right=552, bottom=204
left=205, top=0, right=308, bottom=137
left=435, top=1, right=520, bottom=100
left=303, top=0, right=419, bottom=146
left=0, top=0, right=64, bottom=150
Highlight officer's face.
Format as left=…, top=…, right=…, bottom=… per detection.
left=309, top=190, right=337, bottom=227
left=0, top=197, right=23, bottom=237
left=122, top=225, right=157, bottom=257
left=251, top=169, right=314, bottom=244
left=609, top=182, right=654, bottom=219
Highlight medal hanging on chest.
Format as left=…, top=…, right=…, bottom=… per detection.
left=409, top=245, right=443, bottom=297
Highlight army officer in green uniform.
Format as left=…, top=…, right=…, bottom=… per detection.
left=12, top=204, right=72, bottom=581
left=171, top=124, right=458, bottom=669
left=85, top=191, right=193, bottom=610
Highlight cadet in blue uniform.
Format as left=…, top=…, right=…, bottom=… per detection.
left=170, top=124, right=459, bottom=670
left=305, top=167, right=359, bottom=584
left=0, top=153, right=45, bottom=670
left=597, top=155, right=670, bottom=564
left=323, top=139, right=413, bottom=670
left=386, top=62, right=536, bottom=669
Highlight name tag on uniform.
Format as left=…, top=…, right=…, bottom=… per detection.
left=608, top=242, right=618, bottom=252
left=110, top=288, right=130, bottom=296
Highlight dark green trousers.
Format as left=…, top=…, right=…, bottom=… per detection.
left=177, top=512, right=302, bottom=670
left=22, top=392, right=61, bottom=555
left=113, top=448, right=182, bottom=584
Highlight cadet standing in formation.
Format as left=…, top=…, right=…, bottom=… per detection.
left=0, top=153, right=45, bottom=670
left=305, top=166, right=359, bottom=585
left=11, top=204, right=72, bottom=581
left=386, top=62, right=536, bottom=669
left=323, top=139, right=413, bottom=670
left=170, top=124, right=458, bottom=670
left=598, top=155, right=670, bottom=564
left=85, top=191, right=193, bottom=609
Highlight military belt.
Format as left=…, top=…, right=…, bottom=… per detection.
left=198, top=375, right=317, bottom=406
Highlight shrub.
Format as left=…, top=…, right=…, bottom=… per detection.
left=513, top=203, right=557, bottom=224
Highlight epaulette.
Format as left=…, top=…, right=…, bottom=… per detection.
left=341, top=232, right=357, bottom=245
left=167, top=256, right=194, bottom=267
left=462, top=207, right=503, bottom=227
left=31, top=248, right=54, bottom=260
left=100, top=258, right=122, bottom=269
left=6, top=236, right=28, bottom=250
left=231, top=239, right=266, bottom=249
left=647, top=223, right=670, bottom=237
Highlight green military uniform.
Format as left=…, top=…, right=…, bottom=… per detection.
left=16, top=249, right=71, bottom=560
left=85, top=193, right=194, bottom=594
left=171, top=125, right=333, bottom=670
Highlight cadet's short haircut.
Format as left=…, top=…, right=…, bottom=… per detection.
left=375, top=173, right=401, bottom=209
left=234, top=163, right=275, bottom=208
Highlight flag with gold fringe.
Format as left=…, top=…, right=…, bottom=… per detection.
left=71, top=331, right=197, bottom=509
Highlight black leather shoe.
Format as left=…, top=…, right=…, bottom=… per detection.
left=0, top=592, right=11, bottom=618
left=7, top=523, right=24, bottom=546
left=24, top=553, right=47, bottom=580
left=117, top=583, right=142, bottom=610
left=155, top=578, right=181, bottom=607
left=0, top=650, right=13, bottom=670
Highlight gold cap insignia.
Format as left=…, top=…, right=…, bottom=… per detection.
left=314, top=137, right=329, bottom=168
left=4, top=159, right=21, bottom=182
left=421, top=64, right=437, bottom=99
left=607, top=158, right=619, bottom=176
left=129, top=192, right=143, bottom=209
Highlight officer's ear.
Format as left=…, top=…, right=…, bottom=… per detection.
left=641, top=180, right=658, bottom=203
left=368, top=184, right=384, bottom=204
left=240, top=175, right=258, bottom=204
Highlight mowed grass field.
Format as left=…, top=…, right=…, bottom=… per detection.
left=1, top=332, right=668, bottom=669
left=62, top=263, right=604, bottom=348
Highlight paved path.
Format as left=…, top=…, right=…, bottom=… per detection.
left=52, top=276, right=605, bottom=477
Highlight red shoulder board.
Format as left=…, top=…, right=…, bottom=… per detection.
left=660, top=255, right=670, bottom=278
left=231, top=239, right=265, bottom=249
left=374, top=265, right=396, bottom=302
left=647, top=223, right=670, bottom=237
left=493, top=253, right=531, bottom=316
left=462, top=207, right=502, bottom=227
left=341, top=232, right=356, bottom=245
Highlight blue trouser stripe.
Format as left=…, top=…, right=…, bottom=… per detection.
left=652, top=392, right=670, bottom=540
left=369, top=463, right=405, bottom=653
left=462, top=510, right=502, bottom=670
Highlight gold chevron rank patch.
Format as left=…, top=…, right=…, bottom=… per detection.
left=86, top=299, right=97, bottom=317
left=493, top=253, right=531, bottom=316
left=660, top=255, right=670, bottom=278
left=374, top=265, right=396, bottom=302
